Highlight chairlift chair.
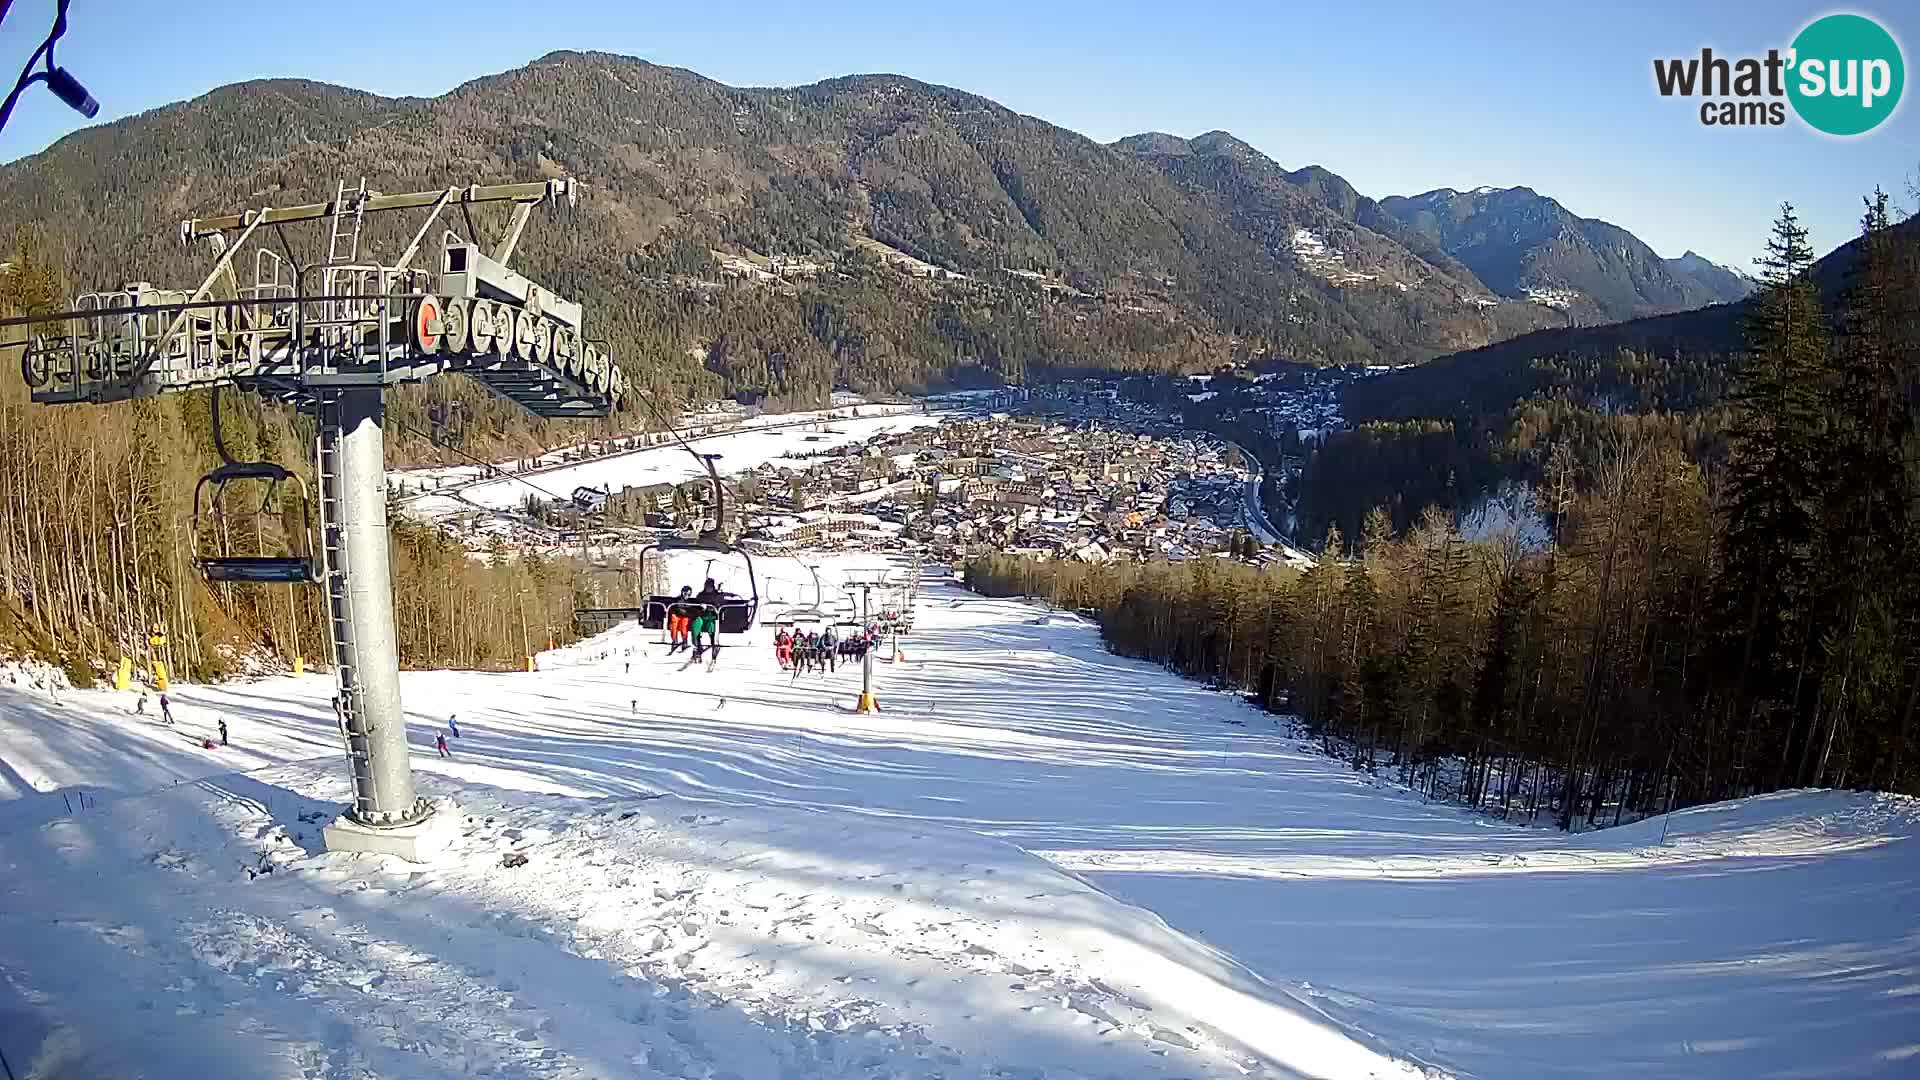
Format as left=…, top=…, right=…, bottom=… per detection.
left=827, top=616, right=870, bottom=660
left=771, top=603, right=829, bottom=628
left=426, top=399, right=467, bottom=448
left=192, top=461, right=318, bottom=584
left=625, top=400, right=765, bottom=634
left=634, top=535, right=760, bottom=634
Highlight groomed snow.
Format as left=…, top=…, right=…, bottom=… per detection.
left=2, top=558, right=1916, bottom=1078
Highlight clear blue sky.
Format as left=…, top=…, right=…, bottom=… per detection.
left=2, top=0, right=1914, bottom=272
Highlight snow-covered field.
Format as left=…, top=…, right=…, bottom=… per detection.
left=397, top=409, right=944, bottom=523
left=2, top=557, right=1917, bottom=1078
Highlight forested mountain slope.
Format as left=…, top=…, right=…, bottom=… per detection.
left=2, top=51, right=1737, bottom=414
left=1343, top=215, right=1915, bottom=427
left=971, top=203, right=1920, bottom=846
left=1375, top=186, right=1751, bottom=320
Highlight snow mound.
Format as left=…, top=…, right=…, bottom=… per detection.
left=0, top=656, right=72, bottom=695
left=0, top=760, right=1429, bottom=1079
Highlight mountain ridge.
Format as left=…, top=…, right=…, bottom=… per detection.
left=1113, top=130, right=1753, bottom=326
left=1373, top=184, right=1753, bottom=316
left=1, top=54, right=1744, bottom=406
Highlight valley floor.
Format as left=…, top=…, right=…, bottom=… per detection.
left=1, top=558, right=1916, bottom=1079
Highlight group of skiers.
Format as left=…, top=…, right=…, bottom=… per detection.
left=136, top=690, right=229, bottom=747
left=774, top=624, right=883, bottom=674
left=665, top=578, right=735, bottom=661
left=137, top=691, right=174, bottom=725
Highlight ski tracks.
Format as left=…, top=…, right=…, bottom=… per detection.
left=408, top=795, right=1263, bottom=1079
left=5, top=777, right=1253, bottom=1080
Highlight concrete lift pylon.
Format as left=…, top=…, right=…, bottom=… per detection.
left=2, top=176, right=625, bottom=860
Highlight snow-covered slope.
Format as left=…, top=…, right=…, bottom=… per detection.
left=2, top=559, right=1916, bottom=1078
left=397, top=410, right=943, bottom=523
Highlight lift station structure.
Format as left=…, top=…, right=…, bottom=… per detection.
left=5, top=177, right=625, bottom=858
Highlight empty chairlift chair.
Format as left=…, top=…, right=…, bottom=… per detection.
left=192, top=461, right=319, bottom=584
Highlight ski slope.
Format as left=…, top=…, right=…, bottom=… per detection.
left=397, top=410, right=944, bottom=523
left=2, top=557, right=1917, bottom=1079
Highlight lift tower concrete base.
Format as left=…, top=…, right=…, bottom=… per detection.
left=5, top=178, right=626, bottom=859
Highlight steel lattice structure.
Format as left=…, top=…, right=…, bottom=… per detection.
left=2, top=176, right=622, bottom=855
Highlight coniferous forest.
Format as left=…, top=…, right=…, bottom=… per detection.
left=967, top=199, right=1920, bottom=824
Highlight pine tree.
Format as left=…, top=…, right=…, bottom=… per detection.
left=1296, top=523, right=1345, bottom=725
left=1808, top=190, right=1917, bottom=786
left=1335, top=551, right=1377, bottom=755
left=1710, top=203, right=1830, bottom=775
left=1473, top=563, right=1532, bottom=739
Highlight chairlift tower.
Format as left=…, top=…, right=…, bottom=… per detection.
left=3, top=177, right=626, bottom=859
left=842, top=568, right=892, bottom=713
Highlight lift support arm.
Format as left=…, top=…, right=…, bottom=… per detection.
left=181, top=179, right=576, bottom=241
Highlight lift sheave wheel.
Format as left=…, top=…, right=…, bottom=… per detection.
left=441, top=296, right=471, bottom=354
left=470, top=299, right=499, bottom=355
left=413, top=296, right=442, bottom=354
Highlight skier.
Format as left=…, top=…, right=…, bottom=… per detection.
left=667, top=585, right=694, bottom=654
left=690, top=605, right=719, bottom=661
left=218, top=718, right=228, bottom=747
left=697, top=579, right=727, bottom=627
left=692, top=578, right=727, bottom=659
left=775, top=628, right=793, bottom=670
left=135, top=692, right=147, bottom=716
left=448, top=714, right=461, bottom=739
left=435, top=733, right=451, bottom=758
left=820, top=627, right=838, bottom=672
left=159, top=692, right=174, bottom=726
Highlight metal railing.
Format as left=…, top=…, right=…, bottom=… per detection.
left=21, top=276, right=433, bottom=403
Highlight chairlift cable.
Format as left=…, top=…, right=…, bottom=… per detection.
left=388, top=417, right=575, bottom=506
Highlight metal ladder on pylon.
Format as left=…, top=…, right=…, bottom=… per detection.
left=325, top=177, right=367, bottom=266
left=322, top=178, right=368, bottom=352
left=317, top=394, right=380, bottom=820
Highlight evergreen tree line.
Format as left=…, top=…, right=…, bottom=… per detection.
left=965, top=199, right=1920, bottom=825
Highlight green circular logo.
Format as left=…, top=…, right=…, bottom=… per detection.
left=1788, top=13, right=1904, bottom=136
